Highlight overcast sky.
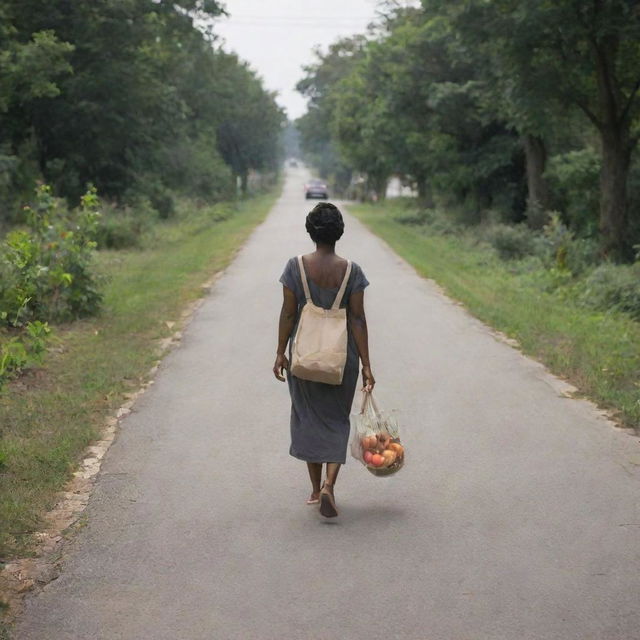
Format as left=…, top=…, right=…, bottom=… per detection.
left=214, top=0, right=390, bottom=120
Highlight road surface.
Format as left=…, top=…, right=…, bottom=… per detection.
left=16, top=168, right=640, bottom=639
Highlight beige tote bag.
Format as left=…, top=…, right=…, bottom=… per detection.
left=291, top=255, right=352, bottom=385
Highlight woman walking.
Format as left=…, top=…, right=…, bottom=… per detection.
left=273, top=202, right=374, bottom=518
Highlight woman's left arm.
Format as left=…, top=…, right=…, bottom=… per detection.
left=273, top=285, right=297, bottom=381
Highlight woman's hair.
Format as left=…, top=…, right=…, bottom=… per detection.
left=305, top=202, right=344, bottom=245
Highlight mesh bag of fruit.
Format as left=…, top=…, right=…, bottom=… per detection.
left=350, top=392, right=404, bottom=477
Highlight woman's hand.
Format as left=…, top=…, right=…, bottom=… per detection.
left=361, top=365, right=375, bottom=392
left=273, top=353, right=290, bottom=382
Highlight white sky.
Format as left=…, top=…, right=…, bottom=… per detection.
left=214, top=0, right=387, bottom=120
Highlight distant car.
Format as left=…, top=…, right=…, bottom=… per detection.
left=304, top=178, right=329, bottom=199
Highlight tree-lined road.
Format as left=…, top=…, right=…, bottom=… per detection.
left=16, top=169, right=640, bottom=639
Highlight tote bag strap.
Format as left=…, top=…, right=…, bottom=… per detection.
left=297, top=255, right=312, bottom=302
left=331, top=260, right=352, bottom=311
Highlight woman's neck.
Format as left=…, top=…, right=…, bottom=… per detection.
left=315, top=243, right=336, bottom=255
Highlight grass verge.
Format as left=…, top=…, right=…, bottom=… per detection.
left=0, top=187, right=280, bottom=559
left=349, top=200, right=640, bottom=430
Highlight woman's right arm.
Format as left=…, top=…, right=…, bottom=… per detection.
left=348, top=290, right=375, bottom=391
left=273, top=285, right=298, bottom=382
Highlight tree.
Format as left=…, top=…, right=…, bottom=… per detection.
left=0, top=2, right=73, bottom=217
left=462, top=0, right=640, bottom=257
left=0, top=0, right=284, bottom=213
left=331, top=53, right=398, bottom=199
left=424, top=0, right=558, bottom=226
left=215, top=53, right=285, bottom=194
left=296, top=37, right=366, bottom=192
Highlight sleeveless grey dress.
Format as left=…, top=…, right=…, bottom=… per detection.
left=279, top=257, right=370, bottom=463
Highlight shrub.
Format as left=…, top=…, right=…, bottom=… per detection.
left=546, top=148, right=600, bottom=236
left=581, top=263, right=640, bottom=319
left=131, top=179, right=175, bottom=220
left=207, top=202, right=235, bottom=223
left=94, top=206, right=152, bottom=249
left=535, top=213, right=599, bottom=275
left=150, top=188, right=175, bottom=220
left=395, top=207, right=460, bottom=235
left=0, top=320, right=51, bottom=388
left=486, top=223, right=536, bottom=260
left=0, top=184, right=103, bottom=327
left=395, top=209, right=431, bottom=226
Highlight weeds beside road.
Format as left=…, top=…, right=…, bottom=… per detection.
left=350, top=200, right=640, bottom=432
left=0, top=188, right=279, bottom=560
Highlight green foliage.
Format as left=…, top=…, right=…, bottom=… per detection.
left=546, top=149, right=601, bottom=235
left=352, top=199, right=640, bottom=431
left=486, top=224, right=536, bottom=261
left=535, top=214, right=600, bottom=275
left=0, top=0, right=282, bottom=223
left=0, top=184, right=102, bottom=326
left=296, top=37, right=367, bottom=192
left=0, top=320, right=50, bottom=388
left=94, top=208, right=151, bottom=250
left=215, top=54, right=285, bottom=192
left=0, top=186, right=279, bottom=559
left=296, top=1, right=640, bottom=259
left=395, top=205, right=461, bottom=236
left=581, top=263, right=640, bottom=320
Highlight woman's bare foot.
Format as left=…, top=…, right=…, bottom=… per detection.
left=319, top=483, right=338, bottom=518
left=306, top=482, right=323, bottom=505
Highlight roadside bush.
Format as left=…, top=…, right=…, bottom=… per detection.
left=536, top=213, right=600, bottom=275
left=129, top=178, right=175, bottom=220
left=485, top=223, right=536, bottom=260
left=546, top=148, right=600, bottom=236
left=95, top=206, right=152, bottom=249
left=395, top=209, right=431, bottom=226
left=581, top=263, right=640, bottom=319
left=0, top=321, right=51, bottom=388
left=0, top=184, right=103, bottom=327
left=207, top=202, right=235, bottom=223
left=169, top=139, right=235, bottom=202
left=395, top=207, right=460, bottom=235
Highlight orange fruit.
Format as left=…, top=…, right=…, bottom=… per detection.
left=388, top=442, right=404, bottom=457
left=382, top=450, right=396, bottom=467
left=370, top=454, right=385, bottom=467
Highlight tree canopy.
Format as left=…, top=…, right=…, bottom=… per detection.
left=0, top=0, right=285, bottom=221
left=296, top=1, right=640, bottom=260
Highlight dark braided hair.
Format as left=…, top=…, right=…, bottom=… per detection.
left=305, top=202, right=344, bottom=245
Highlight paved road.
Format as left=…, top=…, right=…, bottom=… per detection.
left=16, top=168, right=640, bottom=639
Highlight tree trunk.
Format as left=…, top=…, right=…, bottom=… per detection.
left=240, top=170, right=248, bottom=196
left=522, top=134, right=550, bottom=229
left=367, top=174, right=388, bottom=202
left=375, top=175, right=387, bottom=202
left=599, top=125, right=632, bottom=260
left=416, top=175, right=434, bottom=208
left=592, top=31, right=634, bottom=260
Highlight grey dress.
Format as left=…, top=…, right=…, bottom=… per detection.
left=279, top=257, right=370, bottom=463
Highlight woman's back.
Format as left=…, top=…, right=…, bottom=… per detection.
left=301, top=253, right=349, bottom=290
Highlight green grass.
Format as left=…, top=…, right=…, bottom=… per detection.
left=0, top=188, right=280, bottom=559
left=350, top=200, right=640, bottom=431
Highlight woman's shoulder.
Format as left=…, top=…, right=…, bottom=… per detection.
left=279, top=256, right=301, bottom=288
left=346, top=259, right=364, bottom=274
left=347, top=260, right=369, bottom=291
